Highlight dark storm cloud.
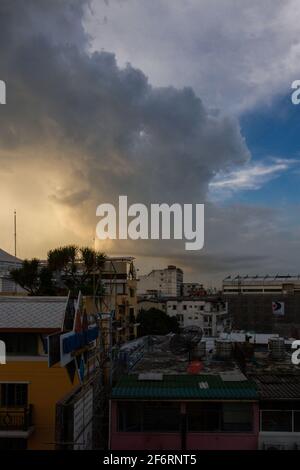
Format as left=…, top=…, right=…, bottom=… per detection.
left=0, top=0, right=249, bottom=207
left=1, top=0, right=297, bottom=280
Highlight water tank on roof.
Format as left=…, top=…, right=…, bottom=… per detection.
left=193, top=341, right=206, bottom=359
left=215, top=339, right=232, bottom=360
left=268, top=337, right=285, bottom=360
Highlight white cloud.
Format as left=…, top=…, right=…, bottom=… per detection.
left=209, top=159, right=295, bottom=199
left=86, top=0, right=300, bottom=114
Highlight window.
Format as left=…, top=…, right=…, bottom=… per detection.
left=118, top=402, right=180, bottom=432
left=188, top=403, right=221, bottom=432
left=143, top=403, right=180, bottom=431
left=294, top=411, right=300, bottom=432
left=183, top=305, right=187, bottom=310
left=187, top=403, right=252, bottom=432
left=116, top=284, right=126, bottom=295
left=0, top=333, right=38, bottom=356
left=118, top=402, right=142, bottom=431
left=129, top=288, right=135, bottom=298
left=261, top=410, right=293, bottom=432
left=173, top=305, right=176, bottom=310
left=129, top=307, right=135, bottom=323
left=0, top=438, right=27, bottom=450
left=0, top=384, right=28, bottom=407
left=222, top=403, right=252, bottom=432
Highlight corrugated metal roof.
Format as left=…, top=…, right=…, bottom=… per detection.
left=253, top=375, right=300, bottom=400
left=0, top=296, right=67, bottom=329
left=112, top=374, right=258, bottom=400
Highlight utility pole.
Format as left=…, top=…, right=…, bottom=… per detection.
left=14, top=210, right=17, bottom=257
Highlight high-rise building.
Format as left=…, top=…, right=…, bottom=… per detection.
left=137, top=265, right=183, bottom=298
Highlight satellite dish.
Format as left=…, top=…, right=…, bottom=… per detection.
left=169, top=325, right=203, bottom=360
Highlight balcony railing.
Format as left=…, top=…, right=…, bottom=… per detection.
left=0, top=405, right=33, bottom=431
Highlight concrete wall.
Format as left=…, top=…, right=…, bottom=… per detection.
left=110, top=401, right=259, bottom=450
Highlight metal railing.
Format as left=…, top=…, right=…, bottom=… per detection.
left=0, top=405, right=33, bottom=431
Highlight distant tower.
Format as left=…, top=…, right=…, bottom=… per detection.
left=14, top=210, right=17, bottom=257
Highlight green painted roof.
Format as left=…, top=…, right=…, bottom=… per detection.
left=112, top=374, right=258, bottom=400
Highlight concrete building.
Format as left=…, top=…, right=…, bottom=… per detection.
left=181, top=283, right=206, bottom=297
left=223, top=275, right=300, bottom=335
left=245, top=340, right=300, bottom=450
left=110, top=334, right=300, bottom=450
left=96, top=257, right=138, bottom=349
left=0, top=294, right=101, bottom=450
left=137, top=298, right=167, bottom=314
left=0, top=249, right=23, bottom=294
left=223, top=274, right=300, bottom=295
left=137, top=265, right=183, bottom=298
left=110, top=336, right=259, bottom=450
left=167, top=298, right=229, bottom=337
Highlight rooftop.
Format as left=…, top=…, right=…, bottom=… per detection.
left=0, top=296, right=68, bottom=330
left=114, top=335, right=300, bottom=402
left=252, top=374, right=300, bottom=401
left=112, top=373, right=257, bottom=400
left=0, top=248, right=22, bottom=265
left=113, top=335, right=258, bottom=400
left=223, top=274, right=300, bottom=284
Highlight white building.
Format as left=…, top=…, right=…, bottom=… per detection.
left=167, top=298, right=229, bottom=337
left=223, top=274, right=300, bottom=295
left=181, top=282, right=205, bottom=297
left=137, top=265, right=183, bottom=298
left=0, top=249, right=23, bottom=294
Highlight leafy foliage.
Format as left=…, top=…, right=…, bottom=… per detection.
left=11, top=245, right=106, bottom=296
left=10, top=259, right=55, bottom=295
left=137, top=308, right=180, bottom=336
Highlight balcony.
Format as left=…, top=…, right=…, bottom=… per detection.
left=0, top=405, right=34, bottom=437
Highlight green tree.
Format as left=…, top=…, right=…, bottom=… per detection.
left=11, top=245, right=106, bottom=296
left=137, top=308, right=180, bottom=336
left=10, top=259, right=55, bottom=295
left=47, top=245, right=106, bottom=294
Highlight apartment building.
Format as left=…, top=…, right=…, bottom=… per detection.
left=167, top=298, right=228, bottom=336
left=181, top=283, right=206, bottom=297
left=223, top=275, right=300, bottom=335
left=0, top=294, right=101, bottom=450
left=110, top=337, right=259, bottom=450
left=137, top=265, right=183, bottom=298
left=96, top=257, right=138, bottom=349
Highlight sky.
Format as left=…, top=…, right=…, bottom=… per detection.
left=0, top=0, right=300, bottom=285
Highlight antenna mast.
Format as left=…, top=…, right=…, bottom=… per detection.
left=14, top=210, right=17, bottom=257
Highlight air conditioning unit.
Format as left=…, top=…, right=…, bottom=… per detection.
left=262, top=442, right=287, bottom=450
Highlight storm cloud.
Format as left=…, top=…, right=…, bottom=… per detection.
left=0, top=0, right=299, bottom=283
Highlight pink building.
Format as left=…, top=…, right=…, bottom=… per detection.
left=110, top=373, right=259, bottom=450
